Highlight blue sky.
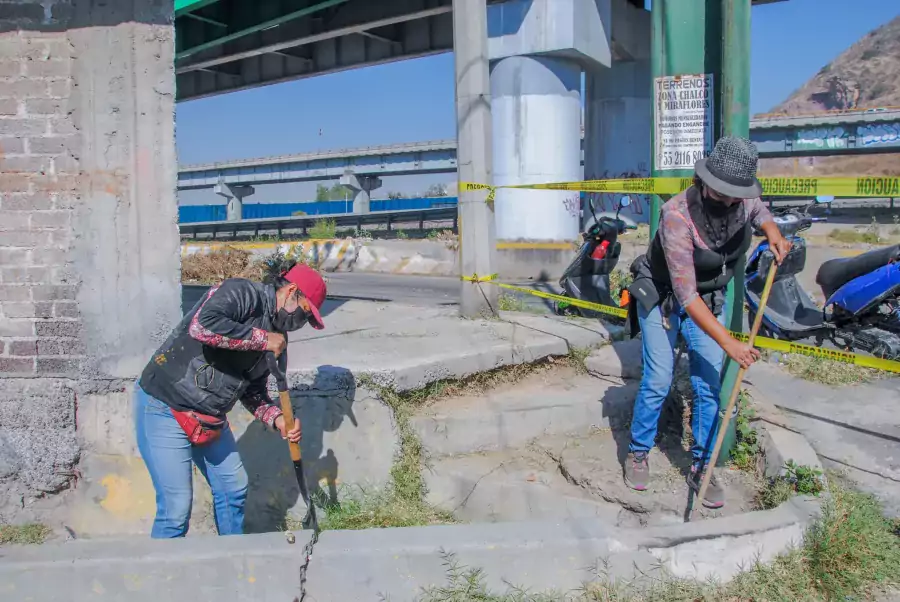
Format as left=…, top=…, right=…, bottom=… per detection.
left=176, top=0, right=899, bottom=205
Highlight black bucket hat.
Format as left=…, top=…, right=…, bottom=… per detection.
left=694, top=136, right=763, bottom=199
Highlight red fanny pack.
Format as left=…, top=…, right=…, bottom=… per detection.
left=170, top=409, right=228, bottom=446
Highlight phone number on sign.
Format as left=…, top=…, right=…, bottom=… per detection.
left=660, top=149, right=708, bottom=168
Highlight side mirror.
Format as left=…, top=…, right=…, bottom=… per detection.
left=815, top=195, right=834, bottom=204
left=619, top=196, right=632, bottom=208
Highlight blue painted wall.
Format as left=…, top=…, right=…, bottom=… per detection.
left=178, top=197, right=459, bottom=224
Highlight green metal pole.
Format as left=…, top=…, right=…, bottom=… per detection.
left=716, top=0, right=753, bottom=466
left=649, top=0, right=716, bottom=239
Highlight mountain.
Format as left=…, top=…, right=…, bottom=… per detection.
left=763, top=15, right=900, bottom=115
left=758, top=15, right=900, bottom=177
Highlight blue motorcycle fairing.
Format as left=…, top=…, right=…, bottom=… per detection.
left=827, top=262, right=900, bottom=317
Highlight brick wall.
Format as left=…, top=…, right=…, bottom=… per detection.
left=0, top=25, right=82, bottom=379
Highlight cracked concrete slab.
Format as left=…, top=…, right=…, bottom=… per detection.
left=746, top=362, right=900, bottom=517
left=285, top=300, right=613, bottom=391
left=412, top=366, right=637, bottom=457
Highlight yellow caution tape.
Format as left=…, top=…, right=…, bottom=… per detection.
left=462, top=273, right=900, bottom=374
left=460, top=176, right=900, bottom=199
left=461, top=273, right=628, bottom=319
left=729, top=331, right=900, bottom=374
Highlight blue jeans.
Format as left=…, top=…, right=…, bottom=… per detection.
left=134, top=383, right=248, bottom=538
left=628, top=300, right=727, bottom=465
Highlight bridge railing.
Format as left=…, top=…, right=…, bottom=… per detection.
left=178, top=206, right=459, bottom=240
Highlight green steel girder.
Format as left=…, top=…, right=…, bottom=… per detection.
left=175, top=0, right=222, bottom=18
left=176, top=0, right=351, bottom=61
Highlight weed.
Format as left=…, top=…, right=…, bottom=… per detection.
left=757, top=476, right=798, bottom=510
left=568, top=347, right=591, bottom=375
left=308, top=218, right=337, bottom=239
left=0, top=523, right=51, bottom=545
left=420, top=551, right=562, bottom=602
left=609, top=268, right=633, bottom=305
left=354, top=228, right=374, bottom=242
left=181, top=246, right=255, bottom=284
left=728, top=389, right=760, bottom=472
left=498, top=293, right=527, bottom=312
left=757, top=460, right=825, bottom=510
left=827, top=223, right=882, bottom=245
left=396, top=229, right=409, bottom=240
left=427, top=229, right=459, bottom=250
left=779, top=353, right=883, bottom=386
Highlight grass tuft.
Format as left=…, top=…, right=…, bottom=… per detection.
left=728, top=390, right=760, bottom=472
left=779, top=353, right=884, bottom=386
left=322, top=355, right=585, bottom=531
left=0, top=523, right=52, bottom=545
left=308, top=217, right=337, bottom=239
left=418, top=482, right=900, bottom=602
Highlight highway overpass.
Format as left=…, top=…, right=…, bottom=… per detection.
left=178, top=110, right=900, bottom=190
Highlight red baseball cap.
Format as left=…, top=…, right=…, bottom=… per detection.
left=282, top=264, right=327, bottom=330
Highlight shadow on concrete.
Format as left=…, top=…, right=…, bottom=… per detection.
left=604, top=338, right=694, bottom=482
left=238, top=365, right=356, bottom=533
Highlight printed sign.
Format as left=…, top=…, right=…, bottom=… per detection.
left=654, top=73, right=715, bottom=171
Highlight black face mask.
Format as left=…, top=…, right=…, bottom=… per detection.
left=701, top=193, right=741, bottom=219
left=272, top=307, right=310, bottom=333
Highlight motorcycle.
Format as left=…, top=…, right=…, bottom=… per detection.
left=556, top=195, right=638, bottom=319
left=744, top=197, right=900, bottom=360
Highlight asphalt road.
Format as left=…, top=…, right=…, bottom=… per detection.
left=181, top=273, right=562, bottom=316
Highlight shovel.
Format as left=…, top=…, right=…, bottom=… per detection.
left=266, top=352, right=318, bottom=532
left=687, top=259, right=778, bottom=523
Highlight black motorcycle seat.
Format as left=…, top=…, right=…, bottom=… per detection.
left=816, top=244, right=900, bottom=299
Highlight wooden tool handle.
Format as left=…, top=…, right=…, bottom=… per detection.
left=691, top=261, right=778, bottom=521
left=278, top=390, right=301, bottom=462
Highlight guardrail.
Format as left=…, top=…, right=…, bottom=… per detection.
left=178, top=206, right=459, bottom=239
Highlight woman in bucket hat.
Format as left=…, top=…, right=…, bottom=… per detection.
left=134, top=261, right=327, bottom=538
left=624, top=136, right=792, bottom=508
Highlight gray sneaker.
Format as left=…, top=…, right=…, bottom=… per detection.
left=624, top=451, right=650, bottom=491
left=689, top=464, right=725, bottom=509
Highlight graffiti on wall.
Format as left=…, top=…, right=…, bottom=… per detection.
left=583, top=168, right=650, bottom=217
left=562, top=195, right=581, bottom=218
left=794, top=126, right=849, bottom=151
left=859, top=122, right=900, bottom=148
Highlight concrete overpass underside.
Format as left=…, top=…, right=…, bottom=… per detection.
left=174, top=0, right=654, bottom=101
left=175, top=0, right=494, bottom=101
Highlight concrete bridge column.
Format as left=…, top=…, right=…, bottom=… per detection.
left=340, top=172, right=382, bottom=214
left=214, top=181, right=255, bottom=222
left=0, top=0, right=180, bottom=524
left=492, top=55, right=583, bottom=242
left=583, top=0, right=652, bottom=223
left=486, top=0, right=613, bottom=278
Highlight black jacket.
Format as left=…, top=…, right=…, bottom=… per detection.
left=139, top=278, right=283, bottom=420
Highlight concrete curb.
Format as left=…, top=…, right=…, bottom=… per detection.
left=745, top=382, right=828, bottom=483
left=0, top=498, right=820, bottom=602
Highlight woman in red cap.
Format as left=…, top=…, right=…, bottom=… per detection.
left=134, top=261, right=327, bottom=538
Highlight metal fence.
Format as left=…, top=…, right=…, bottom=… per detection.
left=177, top=196, right=459, bottom=224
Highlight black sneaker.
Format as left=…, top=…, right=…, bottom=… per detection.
left=624, top=451, right=650, bottom=491
left=688, top=464, right=725, bottom=509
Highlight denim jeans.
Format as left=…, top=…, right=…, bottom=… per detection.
left=628, top=300, right=728, bottom=464
left=134, top=382, right=248, bottom=538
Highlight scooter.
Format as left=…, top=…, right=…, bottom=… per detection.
left=744, top=197, right=900, bottom=360
left=556, top=195, right=638, bottom=318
